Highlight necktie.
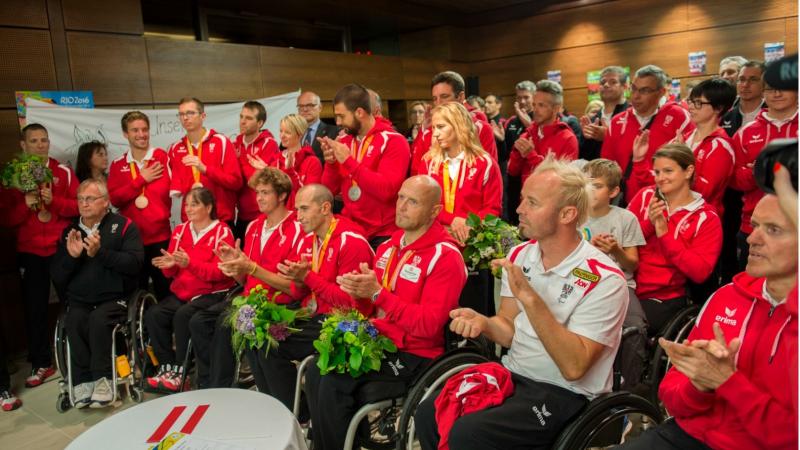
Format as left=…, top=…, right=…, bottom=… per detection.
left=303, top=129, right=313, bottom=147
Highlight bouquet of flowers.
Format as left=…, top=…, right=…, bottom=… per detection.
left=313, top=309, right=397, bottom=378
left=462, top=213, right=522, bottom=278
left=1, top=153, right=53, bottom=207
left=226, top=285, right=309, bottom=358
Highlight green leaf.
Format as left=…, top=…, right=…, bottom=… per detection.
left=349, top=347, right=362, bottom=371
left=465, top=212, right=481, bottom=228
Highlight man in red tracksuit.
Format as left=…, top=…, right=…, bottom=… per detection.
left=410, top=71, right=498, bottom=174
left=619, top=194, right=797, bottom=450
left=234, top=100, right=280, bottom=240
left=320, top=84, right=410, bottom=248
left=4, top=123, right=78, bottom=388
left=730, top=87, right=798, bottom=271
left=256, top=184, right=374, bottom=414
left=305, top=175, right=468, bottom=450
left=508, top=79, right=578, bottom=184
left=108, top=111, right=173, bottom=300
left=601, top=65, right=694, bottom=204
left=169, top=97, right=242, bottom=225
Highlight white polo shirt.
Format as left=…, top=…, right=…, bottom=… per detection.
left=500, top=239, right=628, bottom=399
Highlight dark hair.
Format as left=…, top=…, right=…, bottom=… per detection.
left=243, top=100, right=267, bottom=123
left=75, top=141, right=107, bottom=182
left=187, top=187, right=217, bottom=220
left=742, top=59, right=767, bottom=74
left=121, top=111, right=150, bottom=132
left=653, top=143, right=696, bottom=183
left=248, top=167, right=293, bottom=205
left=485, top=93, right=502, bottom=103
left=179, top=97, right=205, bottom=113
left=333, top=84, right=371, bottom=114
left=689, top=78, right=737, bottom=115
left=431, top=71, right=465, bottom=95
left=21, top=123, right=48, bottom=140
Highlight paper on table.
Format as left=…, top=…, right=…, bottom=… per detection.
left=150, top=432, right=257, bottom=450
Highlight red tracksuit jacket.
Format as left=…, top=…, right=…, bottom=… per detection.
left=272, top=146, right=322, bottom=210
left=241, top=211, right=303, bottom=303
left=507, top=119, right=578, bottom=184
left=108, top=148, right=172, bottom=245
left=730, top=110, right=798, bottom=234
left=162, top=220, right=235, bottom=301
left=683, top=128, right=735, bottom=216
left=322, top=119, right=410, bottom=239
left=235, top=130, right=280, bottom=222
left=169, top=129, right=243, bottom=222
left=434, top=362, right=514, bottom=450
left=628, top=187, right=722, bottom=301
left=371, top=222, right=468, bottom=359
left=410, top=103, right=499, bottom=175
left=4, top=157, right=78, bottom=256
left=602, top=104, right=694, bottom=203
left=289, top=216, right=375, bottom=315
left=417, top=153, right=502, bottom=226
left=659, top=272, right=797, bottom=449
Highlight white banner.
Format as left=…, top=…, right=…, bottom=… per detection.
left=25, top=91, right=300, bottom=166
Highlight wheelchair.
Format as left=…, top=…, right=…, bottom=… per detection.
left=53, top=289, right=158, bottom=412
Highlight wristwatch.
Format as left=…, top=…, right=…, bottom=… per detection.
left=371, top=289, right=382, bottom=304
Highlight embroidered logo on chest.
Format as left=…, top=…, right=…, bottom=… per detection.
left=111, top=223, right=118, bottom=234
left=572, top=268, right=599, bottom=283
left=664, top=116, right=674, bottom=126
left=559, top=283, right=575, bottom=303
left=467, top=167, right=477, bottom=180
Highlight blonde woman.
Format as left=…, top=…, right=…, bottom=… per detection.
left=417, top=102, right=502, bottom=244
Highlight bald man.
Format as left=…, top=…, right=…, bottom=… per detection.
left=305, top=175, right=468, bottom=450
left=297, top=91, right=340, bottom=163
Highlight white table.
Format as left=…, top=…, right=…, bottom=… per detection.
left=66, top=388, right=308, bottom=450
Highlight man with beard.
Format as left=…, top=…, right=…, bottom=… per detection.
left=320, top=84, right=410, bottom=248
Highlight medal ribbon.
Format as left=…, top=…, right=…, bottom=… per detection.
left=312, top=218, right=338, bottom=274
left=349, top=134, right=374, bottom=189
left=381, top=247, right=415, bottom=291
left=184, top=137, right=203, bottom=184
left=442, top=159, right=465, bottom=214
left=129, top=161, right=147, bottom=197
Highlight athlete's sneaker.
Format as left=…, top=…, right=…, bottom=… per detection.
left=160, top=366, right=184, bottom=392
left=25, top=366, right=56, bottom=388
left=146, top=364, right=171, bottom=389
left=74, top=382, right=94, bottom=409
left=89, top=377, right=113, bottom=408
left=0, top=390, right=21, bottom=411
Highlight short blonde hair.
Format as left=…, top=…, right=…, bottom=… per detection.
left=280, top=114, right=309, bottom=139
left=583, top=158, right=622, bottom=189
left=533, top=155, right=590, bottom=225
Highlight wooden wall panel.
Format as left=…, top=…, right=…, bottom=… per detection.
left=400, top=58, right=470, bottom=100
left=147, top=38, right=263, bottom=104
left=67, top=32, right=152, bottom=105
left=0, top=110, right=22, bottom=164
left=687, top=0, right=794, bottom=30
left=0, top=29, right=57, bottom=108
left=259, top=46, right=405, bottom=100
left=0, top=0, right=48, bottom=29
left=61, top=0, right=143, bottom=34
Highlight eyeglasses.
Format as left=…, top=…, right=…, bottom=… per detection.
left=77, top=195, right=104, bottom=204
left=687, top=99, right=713, bottom=109
left=177, top=111, right=200, bottom=118
left=737, top=76, right=762, bottom=84
left=764, top=88, right=785, bottom=95
left=297, top=103, right=319, bottom=110
left=630, top=86, right=659, bottom=95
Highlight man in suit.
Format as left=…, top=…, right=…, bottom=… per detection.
left=297, top=91, right=339, bottom=164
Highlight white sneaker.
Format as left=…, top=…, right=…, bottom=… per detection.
left=74, top=382, right=94, bottom=409
left=89, top=377, right=114, bottom=408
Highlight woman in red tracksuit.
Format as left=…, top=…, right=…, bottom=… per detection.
left=628, top=143, right=722, bottom=333
left=144, top=187, right=235, bottom=392
left=248, top=114, right=322, bottom=210
left=415, top=102, right=502, bottom=245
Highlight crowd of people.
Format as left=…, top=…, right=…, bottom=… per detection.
left=0, top=54, right=796, bottom=450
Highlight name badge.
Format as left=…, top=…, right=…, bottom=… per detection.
left=399, top=264, right=421, bottom=283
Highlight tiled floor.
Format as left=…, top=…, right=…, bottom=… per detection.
left=0, top=358, right=158, bottom=449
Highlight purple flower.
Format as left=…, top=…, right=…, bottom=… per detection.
left=268, top=324, right=290, bottom=341
left=235, top=305, right=256, bottom=334
left=337, top=320, right=359, bottom=333
left=364, top=324, right=378, bottom=339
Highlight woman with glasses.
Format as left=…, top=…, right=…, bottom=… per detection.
left=680, top=78, right=737, bottom=215
left=406, top=101, right=427, bottom=146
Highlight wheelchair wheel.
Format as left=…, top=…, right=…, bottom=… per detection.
left=53, top=311, right=69, bottom=380
left=56, top=392, right=71, bottom=413
left=648, top=304, right=700, bottom=411
left=128, top=291, right=158, bottom=388
left=552, top=392, right=664, bottom=449
left=396, top=351, right=491, bottom=450
left=130, top=386, right=144, bottom=403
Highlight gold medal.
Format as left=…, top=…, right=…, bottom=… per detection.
left=348, top=185, right=361, bottom=201
left=37, top=210, right=52, bottom=223
left=134, top=195, right=149, bottom=209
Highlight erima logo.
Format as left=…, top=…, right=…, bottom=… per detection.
left=714, top=307, right=737, bottom=326
left=532, top=404, right=551, bottom=426
left=725, top=307, right=737, bottom=317
left=387, top=358, right=404, bottom=376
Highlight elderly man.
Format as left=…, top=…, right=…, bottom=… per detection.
left=305, top=175, right=468, bottom=450
left=718, top=55, right=748, bottom=85
left=52, top=179, right=144, bottom=408
left=618, top=194, right=797, bottom=449
left=414, top=156, right=628, bottom=450
left=297, top=90, right=339, bottom=163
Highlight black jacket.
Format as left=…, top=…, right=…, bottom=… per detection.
left=309, top=120, right=340, bottom=164
left=52, top=212, right=144, bottom=305
left=721, top=98, right=766, bottom=137
left=579, top=101, right=629, bottom=161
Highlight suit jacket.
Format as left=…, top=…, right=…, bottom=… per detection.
left=309, top=120, right=340, bottom=163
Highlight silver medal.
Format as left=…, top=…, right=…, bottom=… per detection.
left=348, top=185, right=362, bottom=201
